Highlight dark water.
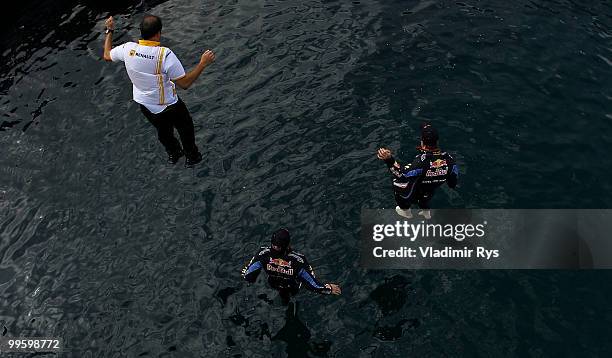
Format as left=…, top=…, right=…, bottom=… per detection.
left=1, top=0, right=612, bottom=356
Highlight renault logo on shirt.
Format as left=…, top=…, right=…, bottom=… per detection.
left=128, top=49, right=155, bottom=60
left=135, top=52, right=155, bottom=60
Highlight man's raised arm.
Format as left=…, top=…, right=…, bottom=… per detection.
left=103, top=16, right=115, bottom=62
left=173, top=50, right=216, bottom=89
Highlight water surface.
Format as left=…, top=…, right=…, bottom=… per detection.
left=1, top=0, right=612, bottom=356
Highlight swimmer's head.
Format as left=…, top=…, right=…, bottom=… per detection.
left=140, top=14, right=163, bottom=40
left=420, top=122, right=439, bottom=149
left=271, top=228, right=291, bottom=255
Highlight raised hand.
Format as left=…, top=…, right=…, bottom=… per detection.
left=377, top=147, right=392, bottom=160
left=105, top=16, right=115, bottom=31
left=200, top=50, right=216, bottom=66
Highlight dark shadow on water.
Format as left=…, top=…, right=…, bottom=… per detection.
left=0, top=0, right=173, bottom=133
left=226, top=299, right=316, bottom=356
left=372, top=318, right=420, bottom=342
left=367, top=274, right=412, bottom=315
left=0, top=0, right=170, bottom=93
left=362, top=274, right=423, bottom=343
left=272, top=302, right=332, bottom=358
left=216, top=285, right=240, bottom=305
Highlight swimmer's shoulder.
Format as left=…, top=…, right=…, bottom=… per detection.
left=288, top=251, right=306, bottom=264
left=257, top=246, right=271, bottom=256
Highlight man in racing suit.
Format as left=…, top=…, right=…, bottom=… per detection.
left=242, top=228, right=341, bottom=304
left=377, top=123, right=459, bottom=219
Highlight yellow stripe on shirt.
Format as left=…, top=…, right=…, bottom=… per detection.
left=157, top=48, right=166, bottom=104
left=156, top=47, right=165, bottom=75
left=157, top=75, right=165, bottom=105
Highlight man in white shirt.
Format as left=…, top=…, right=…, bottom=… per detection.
left=102, top=15, right=215, bottom=166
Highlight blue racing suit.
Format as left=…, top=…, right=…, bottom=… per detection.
left=384, top=149, right=459, bottom=209
left=242, top=247, right=332, bottom=297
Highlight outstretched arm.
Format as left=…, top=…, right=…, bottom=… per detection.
left=377, top=148, right=407, bottom=179
left=173, top=50, right=216, bottom=89
left=377, top=148, right=424, bottom=181
left=297, top=261, right=341, bottom=295
left=103, top=16, right=115, bottom=62
left=377, top=147, right=402, bottom=177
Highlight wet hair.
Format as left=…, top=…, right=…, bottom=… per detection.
left=271, top=228, right=291, bottom=253
left=421, top=122, right=439, bottom=147
left=140, top=14, right=162, bottom=40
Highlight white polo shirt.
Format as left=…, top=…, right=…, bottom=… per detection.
left=110, top=40, right=186, bottom=114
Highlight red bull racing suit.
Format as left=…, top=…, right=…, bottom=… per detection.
left=384, top=149, right=459, bottom=209
left=242, top=247, right=332, bottom=299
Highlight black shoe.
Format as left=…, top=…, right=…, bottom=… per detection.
left=185, top=152, right=203, bottom=167
left=167, top=151, right=184, bottom=164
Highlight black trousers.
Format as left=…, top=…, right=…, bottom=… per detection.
left=140, top=98, right=200, bottom=159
